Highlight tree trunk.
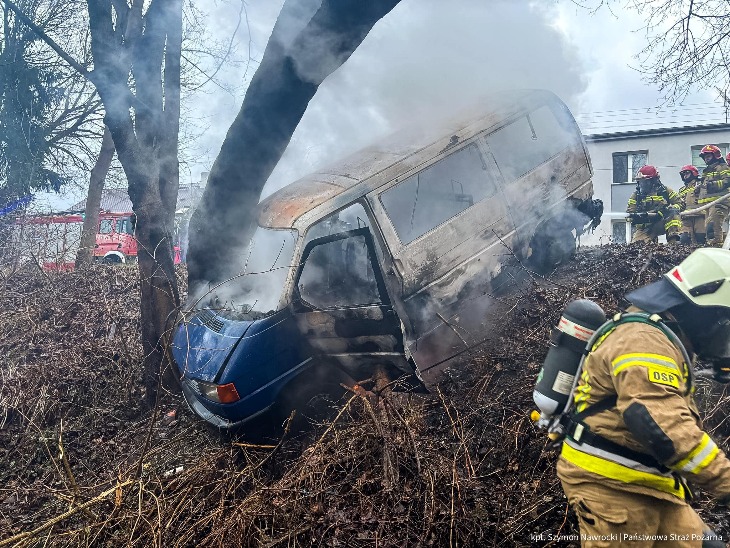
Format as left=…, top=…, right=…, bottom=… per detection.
left=86, top=0, right=183, bottom=407
left=187, top=0, right=403, bottom=296
left=75, top=126, right=114, bottom=269
left=133, top=178, right=180, bottom=406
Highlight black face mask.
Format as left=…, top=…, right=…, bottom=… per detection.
left=638, top=179, right=656, bottom=195
left=671, top=303, right=730, bottom=361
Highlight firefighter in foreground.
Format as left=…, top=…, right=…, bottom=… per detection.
left=698, top=145, right=730, bottom=246
left=677, top=164, right=706, bottom=245
left=626, top=165, right=682, bottom=243
left=535, top=248, right=730, bottom=546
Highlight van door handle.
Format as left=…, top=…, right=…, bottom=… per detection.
left=391, top=258, right=403, bottom=275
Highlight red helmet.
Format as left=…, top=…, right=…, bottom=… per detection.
left=700, top=145, right=723, bottom=159
left=634, top=165, right=659, bottom=180
left=726, top=152, right=730, bottom=164
left=679, top=164, right=699, bottom=178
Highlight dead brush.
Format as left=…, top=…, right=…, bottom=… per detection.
left=3, top=243, right=730, bottom=547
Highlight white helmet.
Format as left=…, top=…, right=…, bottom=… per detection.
left=665, top=248, right=730, bottom=309
left=627, top=248, right=730, bottom=361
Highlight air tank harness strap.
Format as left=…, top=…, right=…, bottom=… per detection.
left=558, top=396, right=670, bottom=473
left=555, top=311, right=692, bottom=479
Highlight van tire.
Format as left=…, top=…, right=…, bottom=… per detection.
left=271, top=363, right=352, bottom=430
left=529, top=229, right=576, bottom=273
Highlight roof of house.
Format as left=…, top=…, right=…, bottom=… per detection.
left=70, top=184, right=203, bottom=214
left=584, top=123, right=730, bottom=143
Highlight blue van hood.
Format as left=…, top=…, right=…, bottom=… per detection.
left=171, top=309, right=254, bottom=382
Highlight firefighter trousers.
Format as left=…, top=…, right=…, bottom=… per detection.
left=680, top=215, right=706, bottom=245
left=705, top=202, right=728, bottom=246
left=561, top=480, right=712, bottom=547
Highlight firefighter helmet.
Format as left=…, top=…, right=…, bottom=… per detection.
left=627, top=248, right=730, bottom=312
left=700, top=145, right=723, bottom=160
left=726, top=152, right=730, bottom=164
left=664, top=248, right=730, bottom=309
left=679, top=165, right=699, bottom=178
left=626, top=249, right=730, bottom=361
left=634, top=165, right=659, bottom=180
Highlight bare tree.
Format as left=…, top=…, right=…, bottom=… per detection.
left=187, top=0, right=404, bottom=294
left=75, top=126, right=114, bottom=268
left=2, top=0, right=183, bottom=405
left=610, top=1, right=730, bottom=102
left=87, top=0, right=183, bottom=404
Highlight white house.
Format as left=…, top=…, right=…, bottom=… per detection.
left=581, top=123, right=730, bottom=245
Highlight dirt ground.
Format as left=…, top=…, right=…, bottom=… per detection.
left=1, top=242, right=729, bottom=547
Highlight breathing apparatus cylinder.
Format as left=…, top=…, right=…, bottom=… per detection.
left=533, top=299, right=606, bottom=427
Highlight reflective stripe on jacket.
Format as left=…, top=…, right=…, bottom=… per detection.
left=557, top=318, right=730, bottom=504
left=678, top=182, right=699, bottom=212
left=626, top=183, right=682, bottom=227
left=699, top=162, right=730, bottom=204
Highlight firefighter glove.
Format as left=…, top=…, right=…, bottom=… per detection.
left=627, top=212, right=660, bottom=224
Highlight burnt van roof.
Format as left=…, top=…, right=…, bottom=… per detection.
left=257, top=89, right=557, bottom=229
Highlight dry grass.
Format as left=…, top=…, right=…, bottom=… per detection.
left=1, top=243, right=729, bottom=547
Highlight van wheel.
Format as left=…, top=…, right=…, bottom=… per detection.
left=529, top=229, right=576, bottom=273
left=271, top=363, right=351, bottom=431
left=102, top=255, right=122, bottom=264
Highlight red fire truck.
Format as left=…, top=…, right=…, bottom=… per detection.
left=94, top=212, right=138, bottom=264
left=15, top=209, right=189, bottom=270
left=16, top=211, right=138, bottom=270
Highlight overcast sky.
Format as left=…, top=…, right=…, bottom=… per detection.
left=34, top=0, right=726, bottom=211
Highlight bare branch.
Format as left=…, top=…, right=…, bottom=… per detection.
left=0, top=0, right=93, bottom=82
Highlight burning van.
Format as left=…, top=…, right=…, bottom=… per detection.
left=171, top=90, right=602, bottom=427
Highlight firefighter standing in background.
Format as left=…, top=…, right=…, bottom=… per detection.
left=677, top=165, right=705, bottom=245
left=558, top=248, right=730, bottom=547
left=626, top=165, right=682, bottom=243
left=698, top=145, right=730, bottom=246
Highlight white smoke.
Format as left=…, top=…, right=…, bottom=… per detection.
left=262, top=0, right=587, bottom=197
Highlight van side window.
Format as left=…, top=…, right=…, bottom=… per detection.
left=304, top=202, right=372, bottom=244
left=99, top=219, right=113, bottom=234
left=298, top=233, right=381, bottom=309
left=379, top=143, right=498, bottom=244
left=486, top=105, right=576, bottom=183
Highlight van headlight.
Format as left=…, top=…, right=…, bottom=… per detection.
left=193, top=380, right=240, bottom=403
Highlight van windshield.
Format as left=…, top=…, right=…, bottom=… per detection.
left=205, top=227, right=298, bottom=320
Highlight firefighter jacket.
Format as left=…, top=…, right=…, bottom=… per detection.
left=699, top=162, right=730, bottom=205
left=678, top=181, right=700, bottom=213
left=557, top=316, right=730, bottom=505
left=626, top=182, right=682, bottom=231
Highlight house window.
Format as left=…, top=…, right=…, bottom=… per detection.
left=611, top=151, right=646, bottom=242
left=612, top=151, right=648, bottom=183
left=691, top=144, right=730, bottom=170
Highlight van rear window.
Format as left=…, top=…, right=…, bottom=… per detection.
left=379, top=143, right=498, bottom=244
left=486, top=106, right=576, bottom=183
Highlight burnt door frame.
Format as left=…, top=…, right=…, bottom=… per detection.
left=291, top=227, right=410, bottom=381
